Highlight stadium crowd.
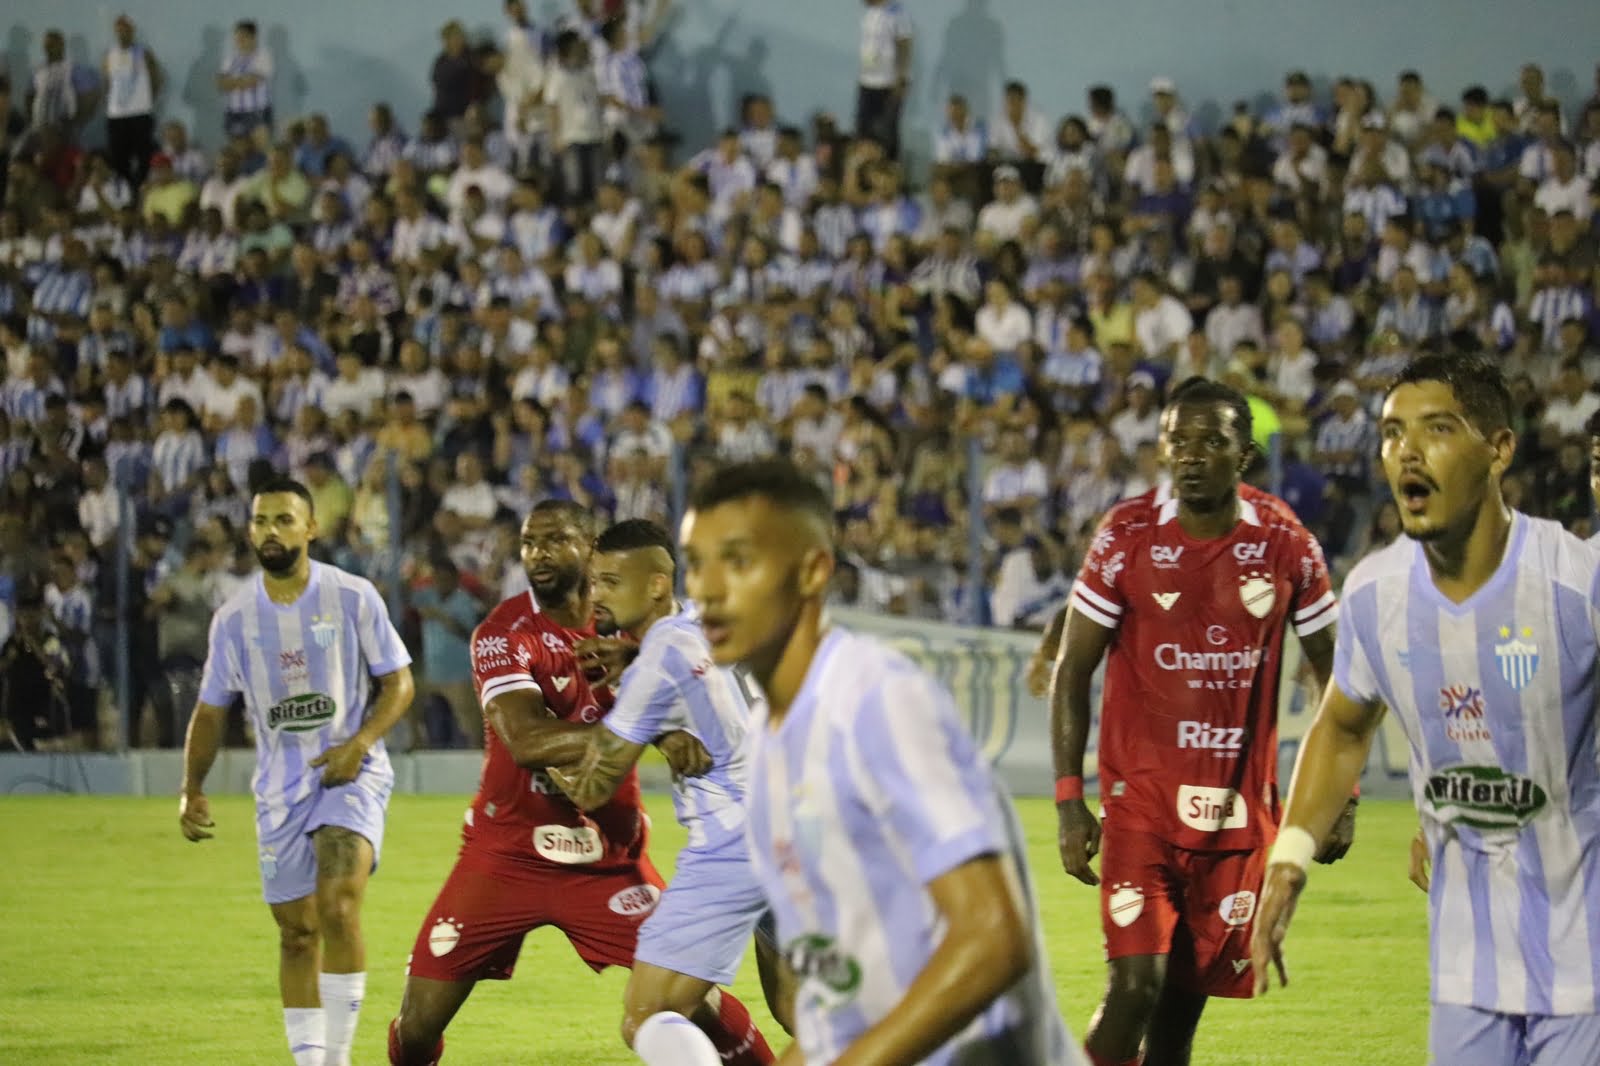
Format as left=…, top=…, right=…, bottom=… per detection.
left=0, top=3, right=1598, bottom=750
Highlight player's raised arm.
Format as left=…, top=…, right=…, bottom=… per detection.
left=1049, top=604, right=1115, bottom=886
left=1251, top=678, right=1384, bottom=995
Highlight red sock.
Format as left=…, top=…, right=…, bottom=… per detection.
left=387, top=1016, right=444, bottom=1066
left=698, top=990, right=775, bottom=1065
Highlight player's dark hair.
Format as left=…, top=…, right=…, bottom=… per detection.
left=530, top=498, right=596, bottom=537
left=1389, top=354, right=1512, bottom=436
left=689, top=458, right=833, bottom=533
left=596, top=519, right=677, bottom=569
left=253, top=474, right=315, bottom=515
left=1167, top=376, right=1255, bottom=450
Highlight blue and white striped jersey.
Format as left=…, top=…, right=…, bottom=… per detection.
left=745, top=628, right=1079, bottom=1065
left=1336, top=514, right=1600, bottom=1015
left=603, top=603, right=753, bottom=851
left=199, top=562, right=411, bottom=827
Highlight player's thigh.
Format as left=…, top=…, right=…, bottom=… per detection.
left=1098, top=826, right=1182, bottom=967
left=1429, top=1003, right=1527, bottom=1066
left=258, top=796, right=321, bottom=906
left=634, top=844, right=768, bottom=987
left=405, top=855, right=549, bottom=984
left=1528, top=1011, right=1600, bottom=1066
left=1173, top=845, right=1263, bottom=999
left=622, top=961, right=715, bottom=1035
left=308, top=772, right=391, bottom=876
left=558, top=862, right=668, bottom=972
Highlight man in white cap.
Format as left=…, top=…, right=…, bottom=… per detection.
left=1150, top=76, right=1198, bottom=143
left=976, top=164, right=1038, bottom=241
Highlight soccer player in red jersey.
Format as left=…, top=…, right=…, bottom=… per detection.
left=1048, top=377, right=1358, bottom=1066
left=387, top=500, right=769, bottom=1066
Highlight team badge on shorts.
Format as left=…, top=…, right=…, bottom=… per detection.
left=429, top=918, right=463, bottom=956
left=1494, top=626, right=1539, bottom=691
left=1108, top=882, right=1145, bottom=927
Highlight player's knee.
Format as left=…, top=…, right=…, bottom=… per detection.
left=1105, top=959, right=1164, bottom=1017
left=277, top=916, right=319, bottom=958
left=315, top=884, right=362, bottom=939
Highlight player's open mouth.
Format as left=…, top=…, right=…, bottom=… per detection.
left=700, top=619, right=730, bottom=646
left=1398, top=473, right=1434, bottom=514
left=530, top=568, right=555, bottom=581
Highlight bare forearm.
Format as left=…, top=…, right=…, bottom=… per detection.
left=508, top=720, right=596, bottom=769
left=181, top=703, right=227, bottom=794
left=354, top=667, right=415, bottom=749
left=1281, top=700, right=1380, bottom=841
left=1050, top=671, right=1093, bottom=779
left=836, top=922, right=1026, bottom=1066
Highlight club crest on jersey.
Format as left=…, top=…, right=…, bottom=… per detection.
left=1238, top=572, right=1275, bottom=618
left=309, top=615, right=338, bottom=649
left=1494, top=626, right=1539, bottom=690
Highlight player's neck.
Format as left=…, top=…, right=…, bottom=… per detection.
left=544, top=589, right=592, bottom=630
left=1175, top=490, right=1240, bottom=540
left=756, top=604, right=827, bottom=725
left=1421, top=498, right=1513, bottom=604
left=261, top=560, right=312, bottom=604
left=631, top=599, right=677, bottom=641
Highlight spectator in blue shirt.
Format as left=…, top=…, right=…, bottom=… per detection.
left=409, top=557, right=484, bottom=749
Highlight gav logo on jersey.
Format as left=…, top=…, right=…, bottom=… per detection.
left=1150, top=545, right=1184, bottom=568
left=1493, top=626, right=1540, bottom=691
left=1423, top=766, right=1548, bottom=830
left=267, top=692, right=336, bottom=731
left=784, top=934, right=862, bottom=1007
left=1232, top=542, right=1268, bottom=564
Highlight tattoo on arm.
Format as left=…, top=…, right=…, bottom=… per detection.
left=312, top=826, right=370, bottom=879
left=553, top=728, right=646, bottom=810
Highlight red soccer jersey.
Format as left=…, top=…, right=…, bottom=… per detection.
left=466, top=591, right=645, bottom=870
left=1071, top=486, right=1336, bottom=852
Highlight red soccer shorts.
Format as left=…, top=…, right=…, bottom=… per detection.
left=405, top=847, right=666, bottom=982
left=1097, top=825, right=1267, bottom=998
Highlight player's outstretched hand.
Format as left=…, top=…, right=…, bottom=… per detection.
left=1315, top=798, right=1358, bottom=864
left=1408, top=828, right=1430, bottom=892
left=1056, top=799, right=1101, bottom=886
left=179, top=791, right=214, bottom=842
left=1251, top=863, right=1307, bottom=996
left=310, top=739, right=368, bottom=788
left=574, top=636, right=640, bottom=689
left=656, top=730, right=713, bottom=778
left=1025, top=644, right=1053, bottom=700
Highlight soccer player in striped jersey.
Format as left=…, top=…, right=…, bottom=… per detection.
left=681, top=458, right=1079, bottom=1066
left=546, top=518, right=782, bottom=1065
left=1254, top=355, right=1600, bottom=1066
left=180, top=475, right=415, bottom=1066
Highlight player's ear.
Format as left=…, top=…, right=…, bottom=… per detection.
left=1487, top=426, right=1516, bottom=480
left=797, top=546, right=835, bottom=599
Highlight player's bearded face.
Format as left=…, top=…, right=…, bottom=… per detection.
left=1380, top=381, right=1510, bottom=542
left=1160, top=401, right=1247, bottom=512
left=590, top=551, right=645, bottom=634
left=521, top=515, right=589, bottom=601
left=249, top=493, right=313, bottom=576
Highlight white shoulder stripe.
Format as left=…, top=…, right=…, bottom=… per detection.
left=1294, top=590, right=1337, bottom=622
left=479, top=676, right=537, bottom=705
left=1071, top=588, right=1120, bottom=629
left=1293, top=601, right=1339, bottom=637
left=1073, top=583, right=1122, bottom=617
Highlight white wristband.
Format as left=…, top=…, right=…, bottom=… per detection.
left=1268, top=826, right=1317, bottom=872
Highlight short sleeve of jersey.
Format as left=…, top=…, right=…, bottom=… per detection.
left=603, top=633, right=687, bottom=745
left=471, top=622, right=540, bottom=706
left=848, top=668, right=1005, bottom=885
left=197, top=609, right=242, bottom=707
left=1070, top=517, right=1131, bottom=630
left=1285, top=526, right=1338, bottom=638
left=355, top=578, right=412, bottom=677
left=1332, top=583, right=1381, bottom=704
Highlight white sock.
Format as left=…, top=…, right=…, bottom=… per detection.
left=634, top=1011, right=722, bottom=1065
left=284, top=1007, right=326, bottom=1066
left=318, top=972, right=366, bottom=1066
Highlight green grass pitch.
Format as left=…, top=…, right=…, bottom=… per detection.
left=0, top=794, right=1429, bottom=1064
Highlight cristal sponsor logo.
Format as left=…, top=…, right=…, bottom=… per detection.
left=474, top=635, right=512, bottom=670
left=784, top=934, right=862, bottom=1007
left=1150, top=545, right=1184, bottom=568
left=428, top=918, right=462, bottom=957
left=1107, top=882, right=1144, bottom=928
left=1218, top=890, right=1257, bottom=928
left=1100, top=550, right=1127, bottom=585
left=514, top=645, right=532, bottom=667
left=1155, top=643, right=1263, bottom=689
left=533, top=824, right=604, bottom=864
left=266, top=692, right=336, bottom=732
left=607, top=883, right=661, bottom=917
left=279, top=649, right=306, bottom=671
left=1438, top=685, right=1491, bottom=744
left=1177, top=784, right=1248, bottom=832
left=1232, top=542, right=1268, bottom=563
left=1176, top=721, right=1244, bottom=752
left=1423, top=766, right=1548, bottom=831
